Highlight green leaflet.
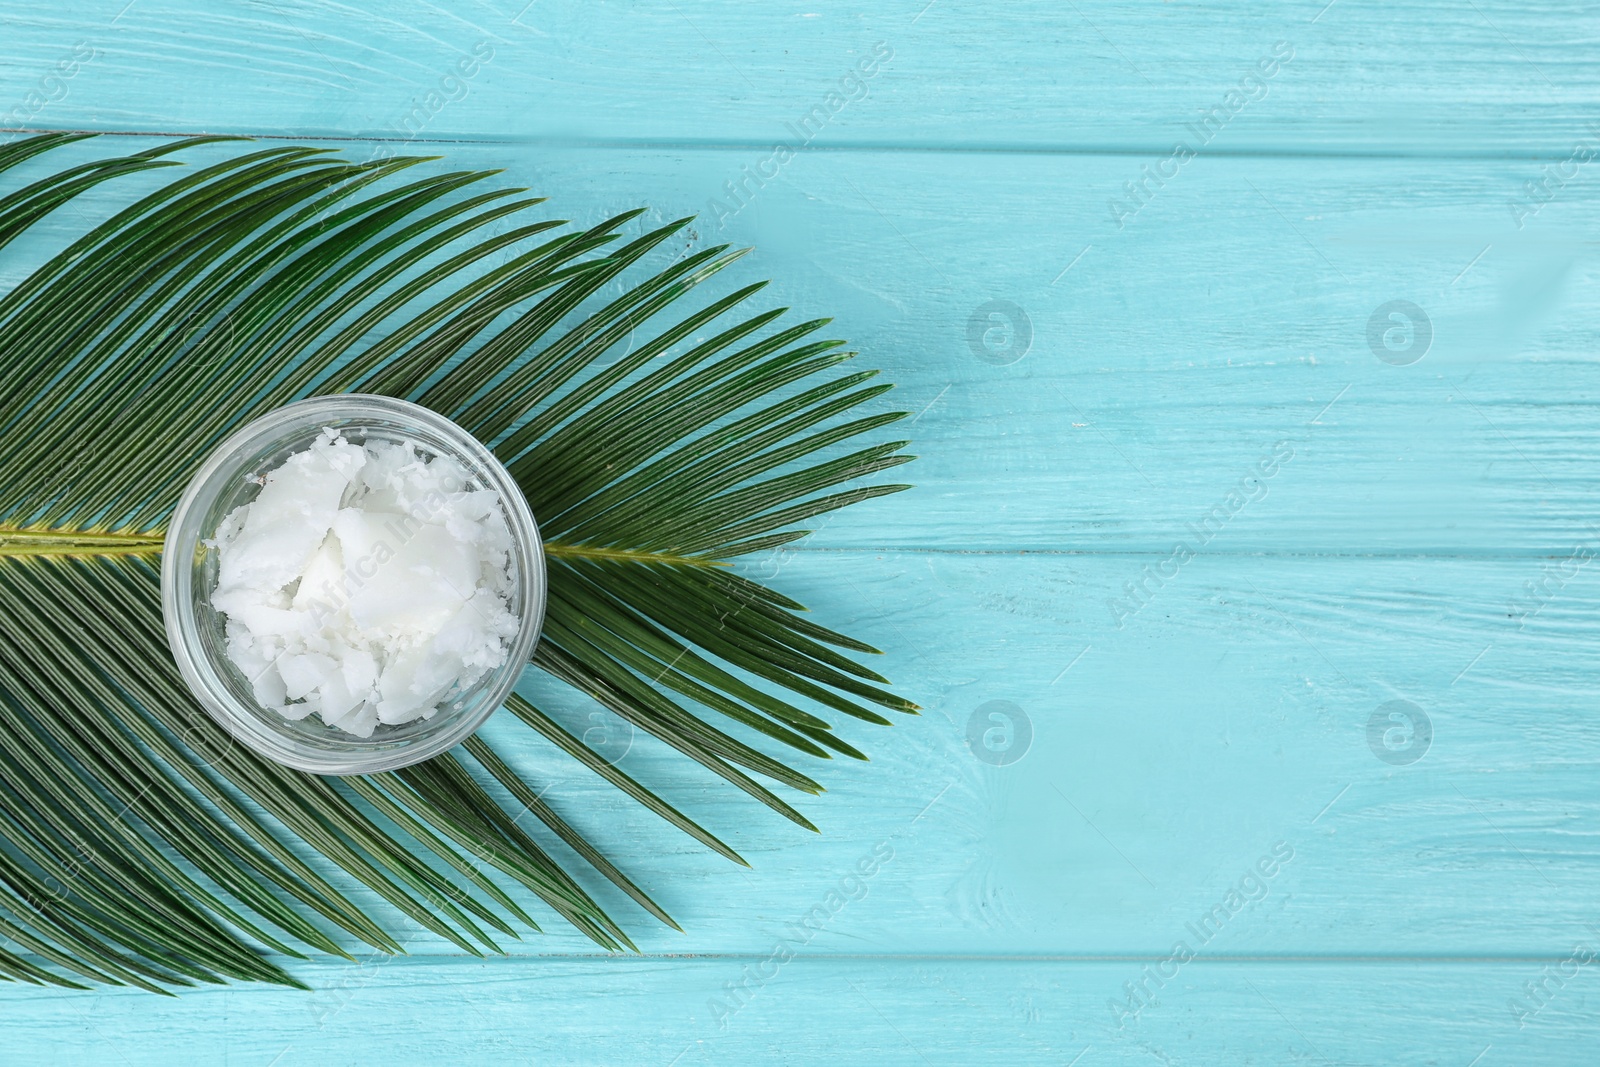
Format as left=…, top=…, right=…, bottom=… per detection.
left=0, top=136, right=914, bottom=989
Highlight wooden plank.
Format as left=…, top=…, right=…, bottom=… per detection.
left=3, top=954, right=1595, bottom=1065
left=0, top=0, right=1595, bottom=154
left=73, top=548, right=1586, bottom=960
left=3, top=138, right=1597, bottom=554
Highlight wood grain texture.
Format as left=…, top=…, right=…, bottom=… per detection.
left=2, top=1, right=1598, bottom=1063
left=1, top=0, right=1595, bottom=153
left=8, top=140, right=1597, bottom=558
left=8, top=956, right=1600, bottom=1067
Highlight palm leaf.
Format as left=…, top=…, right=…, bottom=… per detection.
left=0, top=134, right=915, bottom=989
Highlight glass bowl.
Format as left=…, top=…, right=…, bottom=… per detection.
left=161, top=394, right=546, bottom=775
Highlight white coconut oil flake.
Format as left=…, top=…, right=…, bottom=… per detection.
left=208, top=428, right=518, bottom=737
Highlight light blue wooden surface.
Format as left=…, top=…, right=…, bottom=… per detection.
left=3, top=1, right=1600, bottom=1063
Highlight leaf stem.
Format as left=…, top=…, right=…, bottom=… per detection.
left=0, top=530, right=730, bottom=568
left=544, top=542, right=727, bottom=568
left=0, top=528, right=164, bottom=558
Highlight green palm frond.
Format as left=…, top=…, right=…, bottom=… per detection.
left=0, top=133, right=914, bottom=990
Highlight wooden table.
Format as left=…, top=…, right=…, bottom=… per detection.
left=2, top=1, right=1597, bottom=1062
